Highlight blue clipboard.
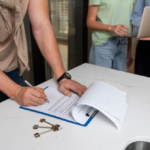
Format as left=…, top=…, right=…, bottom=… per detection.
left=20, top=87, right=98, bottom=127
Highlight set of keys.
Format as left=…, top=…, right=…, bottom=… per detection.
left=33, top=119, right=62, bottom=138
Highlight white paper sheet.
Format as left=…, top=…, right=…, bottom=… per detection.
left=24, top=82, right=128, bottom=129
left=26, top=87, right=92, bottom=124
left=72, top=82, right=128, bottom=129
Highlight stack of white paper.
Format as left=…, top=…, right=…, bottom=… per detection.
left=24, top=82, right=128, bottom=130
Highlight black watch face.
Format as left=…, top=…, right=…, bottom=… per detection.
left=65, top=72, right=71, bottom=79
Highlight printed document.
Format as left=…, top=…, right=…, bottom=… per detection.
left=23, top=82, right=128, bottom=129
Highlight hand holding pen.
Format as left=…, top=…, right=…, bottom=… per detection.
left=25, top=80, right=49, bottom=103
left=13, top=80, right=49, bottom=106
left=14, top=85, right=47, bottom=107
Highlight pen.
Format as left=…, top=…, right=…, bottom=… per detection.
left=86, top=108, right=92, bottom=117
left=24, top=80, right=49, bottom=103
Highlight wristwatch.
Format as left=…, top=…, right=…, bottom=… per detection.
left=57, top=72, right=72, bottom=83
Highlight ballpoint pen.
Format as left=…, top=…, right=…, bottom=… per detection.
left=24, top=80, right=49, bottom=103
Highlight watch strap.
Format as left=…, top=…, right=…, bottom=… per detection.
left=57, top=72, right=71, bottom=83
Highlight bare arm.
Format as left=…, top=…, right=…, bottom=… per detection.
left=28, top=0, right=65, bottom=79
left=127, top=3, right=137, bottom=68
left=87, top=6, right=129, bottom=37
left=87, top=6, right=111, bottom=32
left=127, top=38, right=133, bottom=68
left=136, top=37, right=150, bottom=40
left=28, top=0, right=86, bottom=96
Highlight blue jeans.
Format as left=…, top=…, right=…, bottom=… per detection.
left=0, top=68, right=25, bottom=103
left=89, top=37, right=128, bottom=71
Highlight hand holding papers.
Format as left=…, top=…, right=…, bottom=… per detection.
left=21, top=82, right=128, bottom=130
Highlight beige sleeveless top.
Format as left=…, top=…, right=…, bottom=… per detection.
left=0, top=0, right=29, bottom=72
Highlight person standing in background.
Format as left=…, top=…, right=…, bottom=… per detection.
left=87, top=0, right=136, bottom=71
left=131, top=0, right=150, bottom=77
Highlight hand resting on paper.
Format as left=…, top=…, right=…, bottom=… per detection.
left=14, top=86, right=47, bottom=106
left=58, top=78, right=87, bottom=97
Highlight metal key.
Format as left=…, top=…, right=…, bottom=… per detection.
left=40, top=119, right=59, bottom=126
left=40, top=119, right=61, bottom=131
left=34, top=129, right=52, bottom=138
left=33, top=125, right=51, bottom=130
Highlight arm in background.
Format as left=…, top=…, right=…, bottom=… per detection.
left=86, top=5, right=129, bottom=37
left=127, top=2, right=137, bottom=68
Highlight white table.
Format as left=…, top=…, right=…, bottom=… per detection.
left=1, top=63, right=150, bottom=150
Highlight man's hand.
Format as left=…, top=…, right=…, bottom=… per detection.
left=58, top=79, right=87, bottom=97
left=136, top=37, right=150, bottom=41
left=14, top=86, right=47, bottom=106
left=28, top=0, right=86, bottom=98
left=127, top=38, right=133, bottom=68
left=109, top=24, right=129, bottom=37
left=127, top=51, right=133, bottom=68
